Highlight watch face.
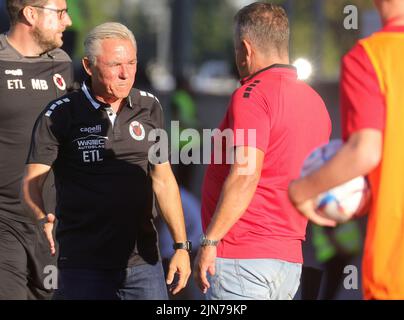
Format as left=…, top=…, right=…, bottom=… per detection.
left=173, top=241, right=192, bottom=253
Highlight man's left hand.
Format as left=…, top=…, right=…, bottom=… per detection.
left=166, top=250, right=191, bottom=295
left=289, top=181, right=337, bottom=227
left=294, top=198, right=337, bottom=227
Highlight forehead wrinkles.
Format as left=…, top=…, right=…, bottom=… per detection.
left=112, top=45, right=129, bottom=55
left=100, top=40, right=136, bottom=59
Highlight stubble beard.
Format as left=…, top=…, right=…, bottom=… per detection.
left=32, top=26, right=63, bottom=54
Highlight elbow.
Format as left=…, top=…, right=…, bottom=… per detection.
left=20, top=175, right=29, bottom=203
left=152, top=180, right=163, bottom=198
left=247, top=171, right=261, bottom=186
left=351, top=137, right=382, bottom=174
left=20, top=177, right=32, bottom=214
left=20, top=171, right=40, bottom=203
left=152, top=176, right=174, bottom=198
left=362, top=146, right=382, bottom=171
left=236, top=170, right=261, bottom=193
left=347, top=129, right=383, bottom=175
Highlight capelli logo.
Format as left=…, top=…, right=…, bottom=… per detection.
left=80, top=125, right=102, bottom=134
left=5, top=69, right=23, bottom=76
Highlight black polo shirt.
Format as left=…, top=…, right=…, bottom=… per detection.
left=28, top=82, right=168, bottom=269
left=0, top=33, right=73, bottom=222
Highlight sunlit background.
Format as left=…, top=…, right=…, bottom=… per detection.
left=0, top=0, right=382, bottom=300
left=0, top=0, right=380, bottom=93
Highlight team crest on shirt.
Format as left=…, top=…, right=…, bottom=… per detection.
left=129, top=121, right=146, bottom=141
left=53, top=73, right=66, bottom=91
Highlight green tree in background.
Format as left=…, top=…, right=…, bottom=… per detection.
left=192, top=0, right=234, bottom=64
left=66, top=0, right=120, bottom=58
left=190, top=0, right=375, bottom=80
left=322, top=0, right=375, bottom=78
left=66, top=0, right=378, bottom=81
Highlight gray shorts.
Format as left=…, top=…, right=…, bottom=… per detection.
left=207, top=258, right=302, bottom=300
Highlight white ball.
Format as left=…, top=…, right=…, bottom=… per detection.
left=301, top=139, right=371, bottom=223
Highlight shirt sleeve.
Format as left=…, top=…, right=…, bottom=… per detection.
left=150, top=97, right=170, bottom=164
left=340, top=43, right=385, bottom=140
left=151, top=98, right=165, bottom=130
left=228, top=87, right=270, bottom=153
left=27, top=104, right=68, bottom=166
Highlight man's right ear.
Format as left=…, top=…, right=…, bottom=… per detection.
left=242, top=39, right=253, bottom=70
left=21, top=6, right=38, bottom=26
left=82, top=57, right=92, bottom=77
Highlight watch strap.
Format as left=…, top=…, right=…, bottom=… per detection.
left=200, top=235, right=219, bottom=247
left=172, top=240, right=192, bottom=253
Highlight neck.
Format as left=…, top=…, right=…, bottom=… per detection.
left=7, top=25, right=44, bottom=57
left=249, top=55, right=289, bottom=75
left=95, top=94, right=124, bottom=113
left=383, top=15, right=404, bottom=26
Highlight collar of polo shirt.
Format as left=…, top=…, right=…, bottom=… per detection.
left=81, top=80, right=133, bottom=110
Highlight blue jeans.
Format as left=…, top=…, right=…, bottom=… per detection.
left=207, top=258, right=302, bottom=300
left=53, top=262, right=168, bottom=300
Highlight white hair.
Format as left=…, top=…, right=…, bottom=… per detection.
left=84, top=22, right=137, bottom=65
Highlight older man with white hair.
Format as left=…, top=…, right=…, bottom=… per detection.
left=22, top=22, right=191, bottom=300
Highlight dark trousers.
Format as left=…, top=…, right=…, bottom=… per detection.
left=53, top=262, right=168, bottom=300
left=0, top=216, right=56, bottom=300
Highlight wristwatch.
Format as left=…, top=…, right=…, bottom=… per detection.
left=200, top=234, right=219, bottom=247
left=173, top=240, right=192, bottom=253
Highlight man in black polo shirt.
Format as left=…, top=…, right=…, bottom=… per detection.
left=22, top=22, right=191, bottom=300
left=0, top=0, right=73, bottom=299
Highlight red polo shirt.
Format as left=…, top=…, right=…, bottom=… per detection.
left=201, top=65, right=331, bottom=263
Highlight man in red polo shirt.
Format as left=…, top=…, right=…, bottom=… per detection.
left=194, top=2, right=331, bottom=300
left=289, top=0, right=404, bottom=300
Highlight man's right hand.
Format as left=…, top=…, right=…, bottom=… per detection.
left=194, top=245, right=217, bottom=294
left=40, top=214, right=56, bottom=256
